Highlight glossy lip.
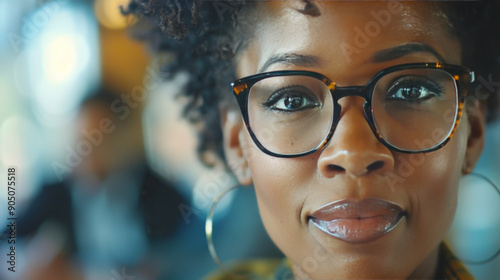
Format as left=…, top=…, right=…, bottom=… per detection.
left=308, top=199, right=407, bottom=243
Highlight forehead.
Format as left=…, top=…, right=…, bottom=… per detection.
left=236, top=1, right=460, bottom=81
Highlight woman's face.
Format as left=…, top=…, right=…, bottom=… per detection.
left=224, top=2, right=484, bottom=279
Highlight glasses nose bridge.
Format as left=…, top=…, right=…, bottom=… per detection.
left=330, top=85, right=373, bottom=119
left=332, top=86, right=370, bottom=103
left=327, top=85, right=378, bottom=143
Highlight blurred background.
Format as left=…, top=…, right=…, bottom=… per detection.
left=0, top=0, right=281, bottom=279
left=0, top=0, right=498, bottom=279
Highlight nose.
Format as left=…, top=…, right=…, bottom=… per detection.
left=318, top=97, right=394, bottom=179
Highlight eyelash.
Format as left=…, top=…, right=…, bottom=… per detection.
left=261, top=86, right=319, bottom=113
left=386, top=77, right=445, bottom=101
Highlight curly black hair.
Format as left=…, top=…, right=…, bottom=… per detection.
left=124, top=0, right=500, bottom=165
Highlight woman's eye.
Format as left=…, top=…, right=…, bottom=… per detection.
left=263, top=86, right=320, bottom=112
left=272, top=95, right=319, bottom=111
left=386, top=78, right=444, bottom=102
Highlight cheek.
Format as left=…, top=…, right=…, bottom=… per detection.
left=242, top=130, right=316, bottom=254
left=397, top=121, right=469, bottom=244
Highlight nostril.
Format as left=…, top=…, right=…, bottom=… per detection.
left=366, top=160, right=385, bottom=173
left=327, top=164, right=345, bottom=173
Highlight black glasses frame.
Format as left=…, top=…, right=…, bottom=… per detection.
left=231, top=62, right=474, bottom=158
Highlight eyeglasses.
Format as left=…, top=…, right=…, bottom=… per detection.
left=231, top=63, right=474, bottom=158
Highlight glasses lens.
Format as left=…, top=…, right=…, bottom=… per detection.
left=372, top=68, right=458, bottom=151
left=248, top=75, right=333, bottom=155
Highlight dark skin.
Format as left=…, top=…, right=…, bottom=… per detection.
left=222, top=2, right=485, bottom=279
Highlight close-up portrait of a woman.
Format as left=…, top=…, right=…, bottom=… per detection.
left=1, top=0, right=500, bottom=280
left=125, top=1, right=500, bottom=279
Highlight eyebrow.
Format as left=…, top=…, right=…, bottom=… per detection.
left=259, top=43, right=445, bottom=73
left=371, top=43, right=446, bottom=63
left=259, top=53, right=321, bottom=73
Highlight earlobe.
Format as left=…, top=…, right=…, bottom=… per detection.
left=221, top=109, right=253, bottom=185
left=462, top=101, right=486, bottom=174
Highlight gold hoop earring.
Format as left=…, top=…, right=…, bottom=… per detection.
left=448, top=172, right=500, bottom=264
left=205, top=185, right=255, bottom=279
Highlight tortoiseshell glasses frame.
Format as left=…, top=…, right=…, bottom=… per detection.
left=231, top=62, right=475, bottom=158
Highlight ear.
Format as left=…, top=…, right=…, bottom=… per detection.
left=221, top=109, right=253, bottom=185
left=462, top=100, right=486, bottom=174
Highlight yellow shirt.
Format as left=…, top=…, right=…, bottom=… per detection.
left=204, top=243, right=475, bottom=280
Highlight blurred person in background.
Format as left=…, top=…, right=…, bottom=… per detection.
left=13, top=87, right=186, bottom=279
left=0, top=1, right=282, bottom=279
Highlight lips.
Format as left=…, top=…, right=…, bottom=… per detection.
left=309, top=199, right=407, bottom=243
